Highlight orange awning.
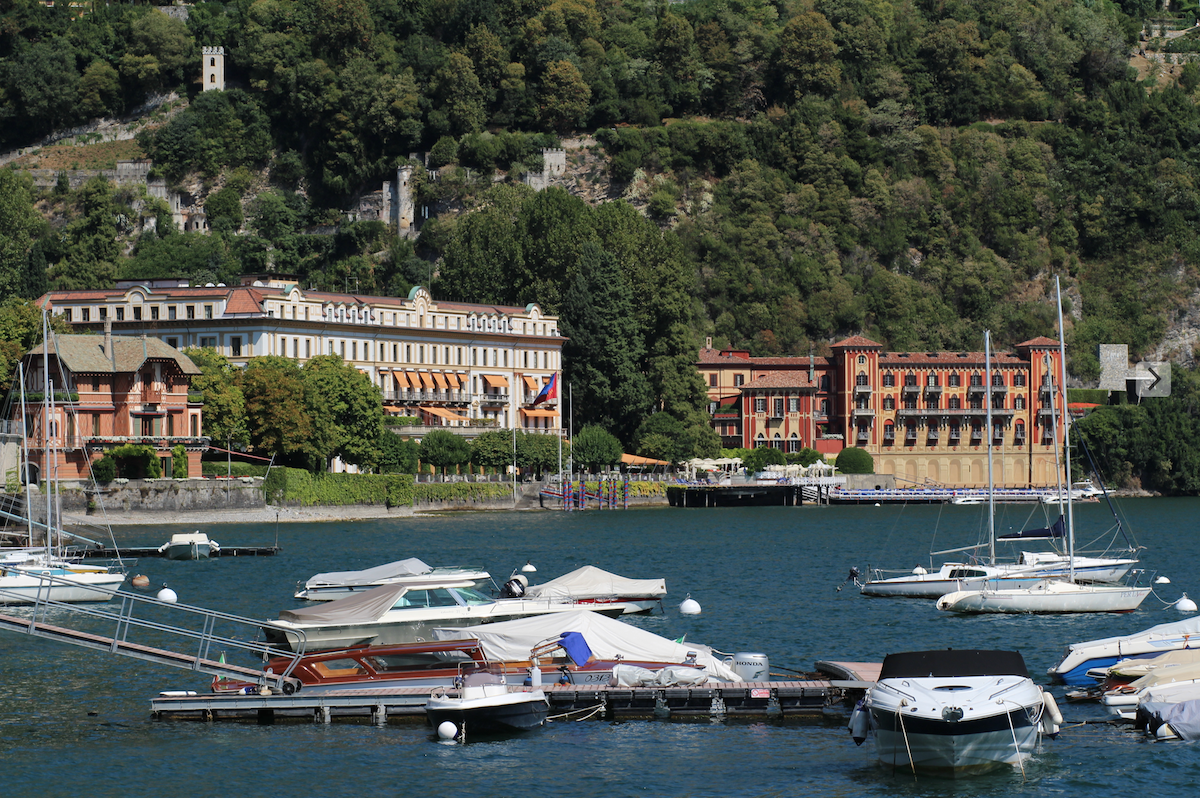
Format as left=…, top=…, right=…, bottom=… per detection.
left=421, top=406, right=472, bottom=423
left=417, top=372, right=434, bottom=389
left=520, top=408, right=560, bottom=418
left=482, top=374, right=509, bottom=389
left=621, top=453, right=670, bottom=466
left=393, top=372, right=409, bottom=390
left=444, top=373, right=460, bottom=390
left=522, top=376, right=538, bottom=392
left=432, top=373, right=448, bottom=390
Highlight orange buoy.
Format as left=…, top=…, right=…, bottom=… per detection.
left=131, top=574, right=150, bottom=588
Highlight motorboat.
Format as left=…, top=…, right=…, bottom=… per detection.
left=425, top=667, right=549, bottom=738
left=512, top=565, right=666, bottom=614
left=933, top=283, right=1151, bottom=616
left=1137, top=698, right=1200, bottom=740
left=294, top=557, right=492, bottom=600
left=214, top=626, right=714, bottom=694
left=1102, top=661, right=1200, bottom=720
left=262, top=580, right=626, bottom=652
left=853, top=649, right=1055, bottom=776
left=1047, top=616, right=1200, bottom=686
left=159, top=532, right=219, bottom=560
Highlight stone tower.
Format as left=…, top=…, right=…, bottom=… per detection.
left=202, top=46, right=225, bottom=91
left=396, top=164, right=414, bottom=235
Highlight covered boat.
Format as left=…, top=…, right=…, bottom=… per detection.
left=159, top=532, right=219, bottom=560
left=295, top=557, right=491, bottom=600
left=519, top=566, right=666, bottom=614
left=432, top=610, right=742, bottom=682
left=857, top=649, right=1052, bottom=777
left=1047, top=616, right=1200, bottom=685
left=262, top=580, right=625, bottom=652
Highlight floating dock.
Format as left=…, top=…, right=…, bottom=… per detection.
left=151, top=677, right=842, bottom=723
left=79, top=545, right=280, bottom=558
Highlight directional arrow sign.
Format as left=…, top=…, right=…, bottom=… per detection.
left=1134, top=361, right=1171, bottom=398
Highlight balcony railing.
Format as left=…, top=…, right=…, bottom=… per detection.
left=142, top=388, right=163, bottom=403
left=382, top=390, right=472, bottom=404
left=854, top=383, right=871, bottom=394
left=479, top=391, right=509, bottom=404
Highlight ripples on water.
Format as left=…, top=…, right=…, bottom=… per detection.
left=1, top=498, right=1199, bottom=796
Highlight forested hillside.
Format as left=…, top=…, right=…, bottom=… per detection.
left=4, top=0, right=1200, bottom=488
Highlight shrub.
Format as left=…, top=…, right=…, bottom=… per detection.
left=171, top=445, right=188, bottom=479
left=91, top=455, right=116, bottom=483
left=835, top=447, right=875, bottom=474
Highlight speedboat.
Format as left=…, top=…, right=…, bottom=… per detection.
left=425, top=667, right=548, bottom=738
left=159, top=532, right=219, bottom=560
left=516, top=565, right=666, bottom=614
left=262, top=580, right=626, bottom=652
left=854, top=649, right=1054, bottom=777
left=294, top=557, right=492, bottom=600
left=1047, top=616, right=1200, bottom=685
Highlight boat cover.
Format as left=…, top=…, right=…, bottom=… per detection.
left=431, top=610, right=741, bottom=681
left=1142, top=699, right=1200, bottom=740
left=304, top=558, right=431, bottom=588
left=611, top=663, right=712, bottom=687
left=523, top=566, right=666, bottom=600
left=880, top=649, right=1029, bottom=679
left=1069, top=616, right=1200, bottom=652
left=278, top=584, right=411, bottom=624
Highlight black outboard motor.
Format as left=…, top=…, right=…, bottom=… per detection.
left=501, top=577, right=526, bottom=598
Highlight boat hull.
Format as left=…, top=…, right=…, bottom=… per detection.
left=937, top=582, right=1151, bottom=614
left=0, top=570, right=124, bottom=604
left=869, top=707, right=1040, bottom=776
left=164, top=542, right=214, bottom=561
left=425, top=690, right=549, bottom=734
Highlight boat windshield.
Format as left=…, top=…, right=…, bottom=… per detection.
left=450, top=586, right=494, bottom=606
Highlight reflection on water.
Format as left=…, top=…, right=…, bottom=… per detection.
left=0, top=499, right=1198, bottom=795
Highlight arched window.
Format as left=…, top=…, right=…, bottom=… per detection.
left=856, top=372, right=868, bottom=386
left=857, top=355, right=866, bottom=364
left=210, top=57, right=216, bottom=67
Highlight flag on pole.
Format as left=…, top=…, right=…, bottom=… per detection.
left=532, top=372, right=558, bottom=405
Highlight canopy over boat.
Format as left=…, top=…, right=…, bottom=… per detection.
left=277, top=581, right=474, bottom=624
left=431, top=610, right=741, bottom=682
left=304, top=558, right=431, bottom=588
left=523, top=566, right=665, bottom=601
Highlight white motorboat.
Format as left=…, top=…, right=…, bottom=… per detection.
left=934, top=283, right=1150, bottom=616
left=853, top=649, right=1054, bottom=776
left=1049, top=616, right=1200, bottom=685
left=294, top=557, right=492, bottom=600
left=263, top=580, right=626, bottom=652
left=159, top=532, right=219, bottom=560
left=1102, top=661, right=1200, bottom=720
left=515, top=565, right=666, bottom=614
left=425, top=668, right=549, bottom=738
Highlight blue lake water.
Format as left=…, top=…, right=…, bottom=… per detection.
left=2, top=498, right=1199, bottom=796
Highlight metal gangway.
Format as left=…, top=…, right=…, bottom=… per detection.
left=0, top=573, right=308, bottom=693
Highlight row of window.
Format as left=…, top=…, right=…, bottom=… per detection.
left=870, top=371, right=1030, bottom=388
left=269, top=302, right=557, bottom=336
left=66, top=305, right=214, bottom=323
left=878, top=396, right=1032, bottom=411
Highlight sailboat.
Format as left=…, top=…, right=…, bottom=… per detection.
left=860, top=331, right=1135, bottom=599
left=0, top=320, right=125, bottom=604
left=936, top=278, right=1151, bottom=614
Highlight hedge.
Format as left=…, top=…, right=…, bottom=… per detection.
left=203, top=461, right=271, bottom=477
left=414, top=482, right=515, bottom=503
left=578, top=480, right=665, bottom=497
left=263, top=467, right=415, bottom=507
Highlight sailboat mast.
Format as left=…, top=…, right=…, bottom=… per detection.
left=1055, top=276, right=1075, bottom=582
left=985, top=330, right=995, bottom=565
left=42, top=310, right=53, bottom=552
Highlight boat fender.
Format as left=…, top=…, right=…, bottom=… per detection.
left=848, top=699, right=869, bottom=746
left=1041, top=689, right=1062, bottom=737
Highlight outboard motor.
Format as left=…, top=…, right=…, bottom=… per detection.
left=501, top=578, right=526, bottom=598
left=725, top=652, right=770, bottom=681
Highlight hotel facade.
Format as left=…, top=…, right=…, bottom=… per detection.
left=699, top=335, right=1068, bottom=488
left=39, top=276, right=563, bottom=434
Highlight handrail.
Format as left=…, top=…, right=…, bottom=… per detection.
left=0, top=570, right=307, bottom=691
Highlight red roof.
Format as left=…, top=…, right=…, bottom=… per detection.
left=1017, top=336, right=1060, bottom=349
left=743, top=372, right=813, bottom=389
left=830, top=335, right=883, bottom=349
left=223, top=287, right=265, bottom=314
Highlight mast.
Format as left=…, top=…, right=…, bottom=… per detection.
left=985, top=330, right=995, bottom=565
left=1055, top=276, right=1075, bottom=582
left=43, top=309, right=53, bottom=553
left=17, top=362, right=32, bottom=548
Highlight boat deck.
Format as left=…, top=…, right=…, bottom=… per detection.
left=150, top=678, right=841, bottom=723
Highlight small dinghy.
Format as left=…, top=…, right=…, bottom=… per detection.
left=425, top=666, right=548, bottom=740
left=159, top=532, right=219, bottom=560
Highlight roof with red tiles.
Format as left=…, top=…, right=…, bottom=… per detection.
left=1016, top=336, right=1061, bottom=348
left=223, top=287, right=265, bottom=315
left=742, top=371, right=814, bottom=390
left=698, top=348, right=829, bottom=367
left=879, top=351, right=1040, bottom=367
left=830, top=335, right=883, bottom=349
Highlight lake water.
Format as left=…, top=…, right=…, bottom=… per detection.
left=2, top=498, right=1199, bottom=797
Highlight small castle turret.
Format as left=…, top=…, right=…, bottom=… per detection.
left=202, top=46, right=225, bottom=91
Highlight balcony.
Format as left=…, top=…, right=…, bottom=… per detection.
left=142, top=388, right=163, bottom=403
left=85, top=435, right=210, bottom=450
left=927, top=428, right=940, bottom=441
left=479, top=391, right=509, bottom=404
left=948, top=428, right=961, bottom=442
left=967, top=383, right=987, bottom=393
left=924, top=384, right=942, bottom=395
left=901, top=383, right=920, bottom=394
left=382, top=390, right=472, bottom=404
left=854, top=383, right=871, bottom=394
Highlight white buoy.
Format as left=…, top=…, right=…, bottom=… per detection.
left=157, top=585, right=178, bottom=604
left=874, top=502, right=881, bottom=507
left=680, top=594, right=701, bottom=615
left=1176, top=593, right=1197, bottom=613
left=437, top=721, right=458, bottom=741
left=912, top=566, right=928, bottom=575
left=1157, top=576, right=1172, bottom=584
left=521, top=561, right=537, bottom=573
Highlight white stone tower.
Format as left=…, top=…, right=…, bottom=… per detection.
left=396, top=165, right=414, bottom=234
left=202, top=46, right=225, bottom=91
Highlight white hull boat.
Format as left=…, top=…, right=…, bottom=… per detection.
left=0, top=561, right=124, bottom=604
left=518, top=565, right=666, bottom=614
left=853, top=649, right=1053, bottom=776
left=862, top=553, right=1136, bottom=598
left=159, top=532, right=219, bottom=560
left=937, top=579, right=1151, bottom=614
left=264, top=581, right=625, bottom=652
left=295, top=558, right=492, bottom=600
left=1048, top=616, right=1200, bottom=685
left=425, top=670, right=548, bottom=737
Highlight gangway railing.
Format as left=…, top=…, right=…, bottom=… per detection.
left=0, top=573, right=309, bottom=693
left=0, top=504, right=104, bottom=549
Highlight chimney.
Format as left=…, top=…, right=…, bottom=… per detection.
left=104, top=316, right=112, bottom=358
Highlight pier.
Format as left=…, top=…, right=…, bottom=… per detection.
left=79, top=545, right=281, bottom=558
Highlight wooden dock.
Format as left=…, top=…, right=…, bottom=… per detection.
left=150, top=678, right=842, bottom=723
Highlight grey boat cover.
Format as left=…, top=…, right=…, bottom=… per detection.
left=1142, top=699, right=1200, bottom=740
left=278, top=583, right=412, bottom=624
left=304, top=558, right=431, bottom=588
left=431, top=610, right=740, bottom=681
left=523, top=566, right=666, bottom=600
